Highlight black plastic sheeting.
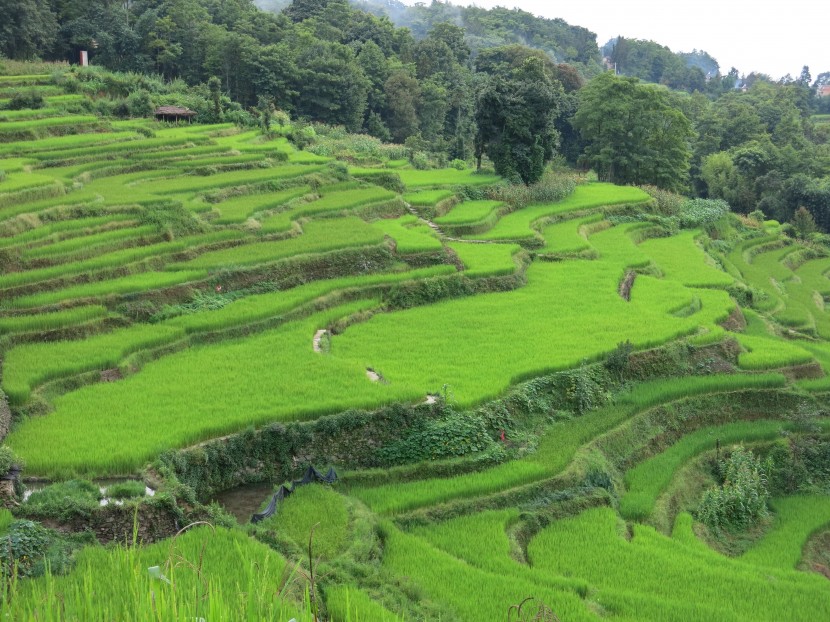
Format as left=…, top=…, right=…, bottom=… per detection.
left=250, top=466, right=338, bottom=524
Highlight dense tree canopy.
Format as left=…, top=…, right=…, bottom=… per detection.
left=475, top=57, right=563, bottom=184
left=573, top=72, right=694, bottom=191
left=2, top=0, right=830, bottom=229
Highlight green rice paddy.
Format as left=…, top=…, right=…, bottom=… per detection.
left=4, top=105, right=830, bottom=622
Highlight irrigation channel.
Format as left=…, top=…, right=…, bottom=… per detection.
left=210, top=466, right=339, bottom=523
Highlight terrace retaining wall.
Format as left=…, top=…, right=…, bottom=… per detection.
left=43, top=502, right=180, bottom=545
left=0, top=392, right=11, bottom=440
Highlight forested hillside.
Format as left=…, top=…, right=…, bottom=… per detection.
left=2, top=0, right=829, bottom=229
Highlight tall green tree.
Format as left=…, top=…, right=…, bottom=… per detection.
left=573, top=72, right=694, bottom=191
left=474, top=57, right=562, bottom=184
left=0, top=0, right=58, bottom=59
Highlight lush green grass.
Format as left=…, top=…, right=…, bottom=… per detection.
left=620, top=420, right=807, bottom=521
left=172, top=218, right=385, bottom=270
left=403, top=189, right=455, bottom=206
left=0, top=305, right=109, bottom=335
left=471, top=183, right=650, bottom=241
left=2, top=323, right=183, bottom=405
left=528, top=506, right=830, bottom=621
left=212, top=186, right=310, bottom=224
left=352, top=374, right=785, bottom=514
left=538, top=214, right=602, bottom=255
left=448, top=242, right=521, bottom=277
left=0, top=230, right=245, bottom=290
left=382, top=522, right=596, bottom=622
left=739, top=496, right=830, bottom=569
left=2, top=525, right=310, bottom=621
left=372, top=215, right=443, bottom=253
left=261, top=485, right=349, bottom=560
left=4, top=270, right=209, bottom=309
left=434, top=200, right=503, bottom=225
left=639, top=230, right=734, bottom=288
left=5, top=300, right=425, bottom=476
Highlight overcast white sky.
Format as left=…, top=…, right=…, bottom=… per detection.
left=402, top=0, right=827, bottom=80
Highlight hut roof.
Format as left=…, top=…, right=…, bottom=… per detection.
left=154, top=106, right=197, bottom=116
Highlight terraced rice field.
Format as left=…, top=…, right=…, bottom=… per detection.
left=4, top=98, right=830, bottom=622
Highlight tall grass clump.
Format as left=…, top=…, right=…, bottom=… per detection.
left=2, top=324, right=184, bottom=405
left=0, top=305, right=108, bottom=335
left=1, top=525, right=311, bottom=621
left=739, top=495, right=830, bottom=569
left=528, top=506, right=830, bottom=621
left=620, top=420, right=807, bottom=521
left=5, top=270, right=208, bottom=309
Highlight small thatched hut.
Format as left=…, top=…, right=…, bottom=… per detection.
left=153, top=106, right=197, bottom=124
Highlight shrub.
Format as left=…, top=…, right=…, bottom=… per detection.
left=640, top=184, right=685, bottom=215
left=678, top=198, right=731, bottom=229
left=0, top=445, right=18, bottom=474
left=0, top=519, right=51, bottom=578
left=7, top=90, right=44, bottom=110
left=22, top=480, right=102, bottom=521
left=450, top=158, right=466, bottom=170
left=604, top=340, right=633, bottom=381
left=697, top=445, right=771, bottom=531
left=376, top=410, right=497, bottom=466
left=106, top=480, right=146, bottom=500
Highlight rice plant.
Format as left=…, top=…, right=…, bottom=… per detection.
left=382, top=522, right=594, bottom=622
left=352, top=374, right=784, bottom=514
left=0, top=230, right=245, bottom=290
left=403, top=189, right=455, bottom=206
left=325, top=586, right=402, bottom=622
left=372, top=215, right=443, bottom=254
left=2, top=323, right=184, bottom=405
left=172, top=217, right=384, bottom=270
left=620, top=420, right=808, bottom=521
left=259, top=186, right=397, bottom=233
left=739, top=496, right=830, bottom=569
left=213, top=185, right=310, bottom=224
left=434, top=200, right=503, bottom=226
left=448, top=242, right=522, bottom=277
left=5, top=300, right=425, bottom=476
left=0, top=305, right=109, bottom=336
left=639, top=230, right=734, bottom=288
left=471, top=183, right=649, bottom=241
left=527, top=506, right=830, bottom=621
left=5, top=270, right=208, bottom=309
left=1, top=525, right=311, bottom=621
